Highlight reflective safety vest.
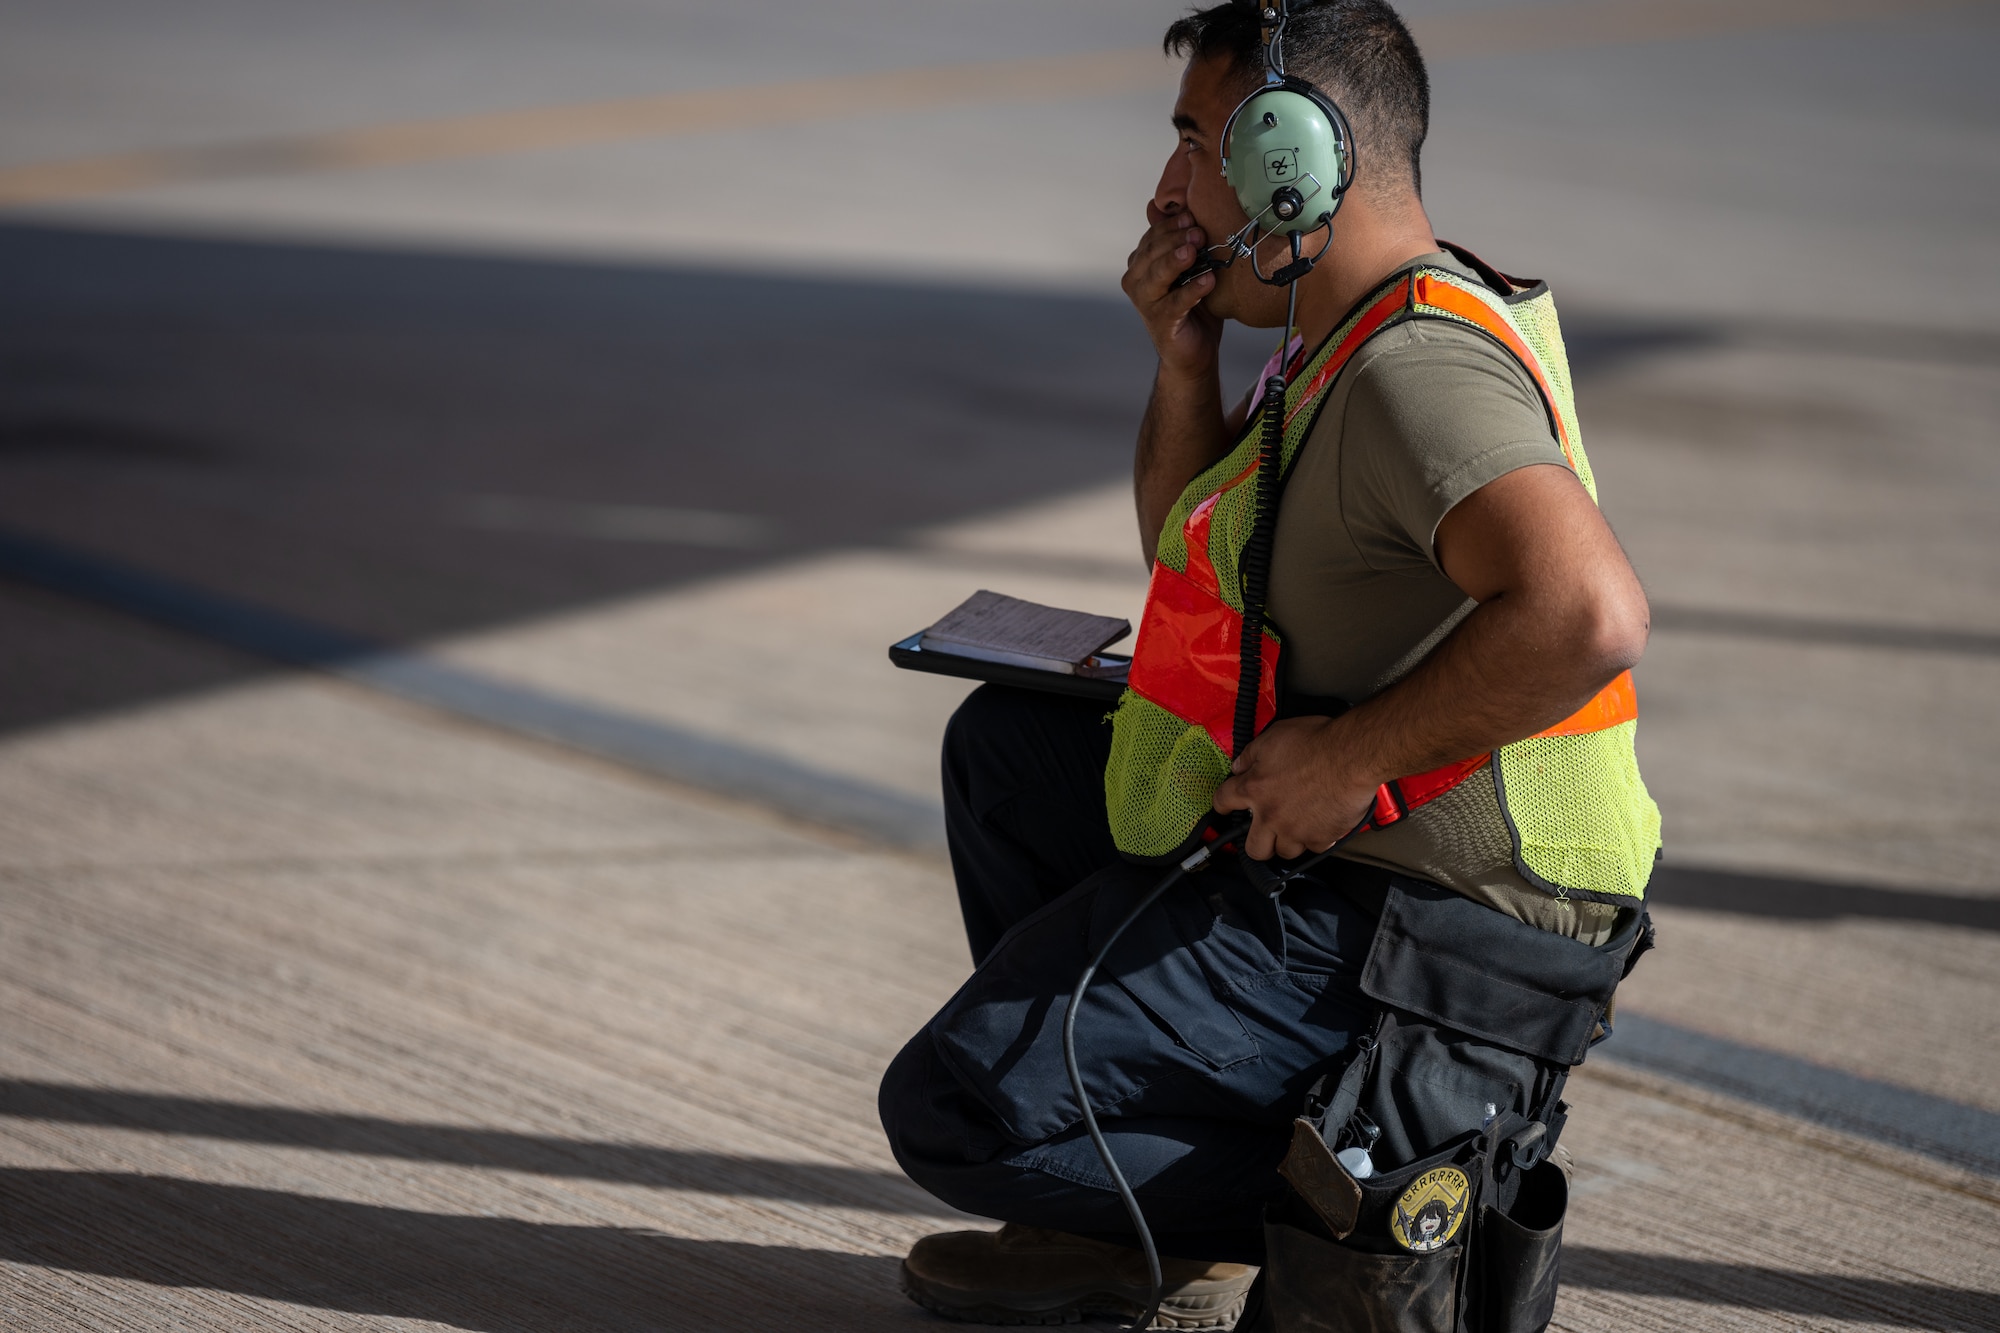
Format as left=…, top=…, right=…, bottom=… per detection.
left=1104, top=259, right=1661, bottom=904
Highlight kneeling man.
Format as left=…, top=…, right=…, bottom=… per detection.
left=880, top=2, right=1660, bottom=1327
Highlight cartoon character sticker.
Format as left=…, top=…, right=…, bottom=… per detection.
left=1390, top=1166, right=1470, bottom=1253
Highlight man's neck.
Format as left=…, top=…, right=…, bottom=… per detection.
left=1290, top=199, right=1438, bottom=352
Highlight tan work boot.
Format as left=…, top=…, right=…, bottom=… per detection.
left=899, top=1222, right=1257, bottom=1329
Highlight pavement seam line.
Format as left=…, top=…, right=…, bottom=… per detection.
left=5, top=528, right=1995, bottom=1183
left=1600, top=1014, right=2000, bottom=1179
left=1582, top=1060, right=2000, bottom=1207
left=0, top=528, right=947, bottom=854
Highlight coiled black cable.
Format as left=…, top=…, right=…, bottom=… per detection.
left=1230, top=372, right=1287, bottom=758
left=1230, top=278, right=1300, bottom=758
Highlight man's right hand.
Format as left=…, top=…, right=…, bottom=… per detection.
left=1127, top=203, right=1234, bottom=561
left=1122, top=202, right=1222, bottom=382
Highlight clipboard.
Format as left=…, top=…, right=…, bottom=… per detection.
left=889, top=631, right=1129, bottom=703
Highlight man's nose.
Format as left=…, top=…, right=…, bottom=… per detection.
left=1154, top=150, right=1191, bottom=216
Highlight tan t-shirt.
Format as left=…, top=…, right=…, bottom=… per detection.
left=1266, top=251, right=1567, bottom=701
left=1262, top=251, right=1621, bottom=943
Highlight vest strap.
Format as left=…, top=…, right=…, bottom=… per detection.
left=1411, top=271, right=1577, bottom=469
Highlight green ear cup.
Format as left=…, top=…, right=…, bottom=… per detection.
left=1222, top=83, right=1351, bottom=238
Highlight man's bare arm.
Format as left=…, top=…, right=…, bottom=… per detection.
left=1123, top=202, right=1233, bottom=561
left=1214, top=463, right=1650, bottom=860
left=1134, top=367, right=1231, bottom=561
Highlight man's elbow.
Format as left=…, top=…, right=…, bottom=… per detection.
left=1577, top=580, right=1650, bottom=678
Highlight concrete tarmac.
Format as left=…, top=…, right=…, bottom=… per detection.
left=1, top=0, right=1997, bottom=1328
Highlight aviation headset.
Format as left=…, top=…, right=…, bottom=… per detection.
left=1191, top=0, right=1357, bottom=287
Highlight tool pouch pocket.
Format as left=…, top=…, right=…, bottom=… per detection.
left=1263, top=1214, right=1464, bottom=1333
left=1308, top=876, right=1640, bottom=1174
left=1341, top=877, right=1651, bottom=1168
left=1361, top=878, right=1635, bottom=1069
left=1476, top=1156, right=1567, bottom=1333
left=1266, top=1115, right=1565, bottom=1333
left=1263, top=1133, right=1482, bottom=1333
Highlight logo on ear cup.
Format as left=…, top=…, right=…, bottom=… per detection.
left=1390, top=1166, right=1470, bottom=1252
left=1263, top=148, right=1299, bottom=183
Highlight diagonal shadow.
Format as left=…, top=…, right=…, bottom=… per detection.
left=1648, top=603, right=2000, bottom=660
left=0, top=221, right=1167, bottom=739
left=0, top=220, right=1759, bottom=745
left=0, top=1079, right=958, bottom=1218
left=2, top=1171, right=1992, bottom=1331
left=1563, top=1246, right=1998, bottom=1331
left=0, top=1169, right=917, bottom=1332
left=1647, top=865, right=2000, bottom=933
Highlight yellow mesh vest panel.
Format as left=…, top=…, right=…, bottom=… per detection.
left=1411, top=272, right=1658, bottom=901
left=1107, top=266, right=1662, bottom=893
left=1105, top=309, right=1370, bottom=859
left=1104, top=693, right=1235, bottom=859
left=1495, top=725, right=1660, bottom=900
left=1500, top=289, right=1595, bottom=500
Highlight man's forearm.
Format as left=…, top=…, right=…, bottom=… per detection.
left=1214, top=461, right=1651, bottom=859
left=1213, top=573, right=1646, bottom=860
left=1135, top=365, right=1231, bottom=562
left=1326, top=582, right=1643, bottom=788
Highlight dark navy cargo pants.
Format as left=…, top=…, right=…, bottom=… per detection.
left=878, top=685, right=1379, bottom=1265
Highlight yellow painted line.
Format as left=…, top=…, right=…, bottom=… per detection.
left=0, top=0, right=1976, bottom=210
left=0, top=47, right=1172, bottom=208
left=1419, top=0, right=1979, bottom=55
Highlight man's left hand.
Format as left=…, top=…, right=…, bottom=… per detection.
left=1213, top=717, right=1379, bottom=861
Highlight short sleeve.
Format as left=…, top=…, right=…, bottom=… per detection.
left=1337, top=320, right=1570, bottom=573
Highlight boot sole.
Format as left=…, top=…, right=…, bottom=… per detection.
left=898, top=1260, right=1250, bottom=1331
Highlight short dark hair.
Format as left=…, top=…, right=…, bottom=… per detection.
left=1164, top=1, right=1430, bottom=198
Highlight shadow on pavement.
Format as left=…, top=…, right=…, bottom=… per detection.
left=0, top=1079, right=957, bottom=1216
left=0, top=1169, right=913, bottom=1332
left=0, top=1170, right=1990, bottom=1331
left=1564, top=1246, right=1997, bottom=1331
left=1649, top=865, right=2000, bottom=931
left=0, top=221, right=1170, bottom=738
left=0, top=221, right=1734, bottom=743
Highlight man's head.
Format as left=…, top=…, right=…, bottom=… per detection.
left=1167, top=1, right=1430, bottom=204
left=1152, top=1, right=1431, bottom=321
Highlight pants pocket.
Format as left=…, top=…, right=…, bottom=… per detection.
left=1262, top=1215, right=1463, bottom=1333
left=929, top=862, right=1258, bottom=1143
left=1477, top=1160, right=1566, bottom=1333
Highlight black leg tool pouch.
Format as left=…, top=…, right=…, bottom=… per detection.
left=1254, top=876, right=1652, bottom=1333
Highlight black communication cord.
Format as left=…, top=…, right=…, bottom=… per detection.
left=1068, top=14, right=1343, bottom=1320
left=1060, top=818, right=1249, bottom=1333
left=1059, top=813, right=1363, bottom=1333
left=1060, top=274, right=1302, bottom=1333
left=1231, top=272, right=1300, bottom=756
